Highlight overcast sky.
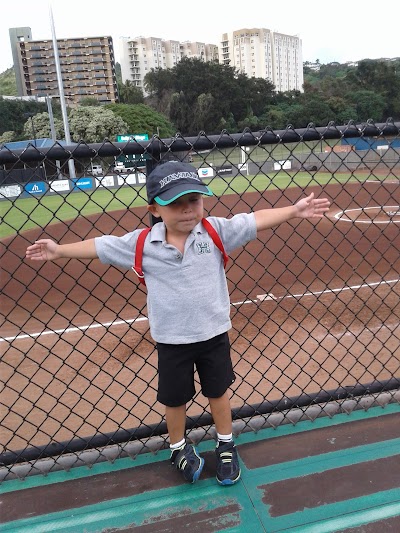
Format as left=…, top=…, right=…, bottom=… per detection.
left=1, top=0, right=399, bottom=74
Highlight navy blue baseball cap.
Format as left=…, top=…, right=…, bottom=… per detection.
left=146, top=161, right=213, bottom=205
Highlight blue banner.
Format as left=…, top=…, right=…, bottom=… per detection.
left=71, top=178, right=93, bottom=190
left=25, top=182, right=47, bottom=195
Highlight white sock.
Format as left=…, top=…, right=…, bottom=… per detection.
left=217, top=432, right=232, bottom=444
left=170, top=438, right=185, bottom=451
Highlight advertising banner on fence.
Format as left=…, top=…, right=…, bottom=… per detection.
left=274, top=160, right=292, bottom=170
left=0, top=184, right=22, bottom=199
left=198, top=167, right=214, bottom=178
left=95, top=175, right=115, bottom=188
left=25, top=182, right=47, bottom=195
left=49, top=180, right=70, bottom=193
left=216, top=165, right=233, bottom=176
left=71, top=178, right=93, bottom=190
left=117, top=174, right=137, bottom=186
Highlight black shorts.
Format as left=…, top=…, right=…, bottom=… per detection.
left=156, top=332, right=236, bottom=407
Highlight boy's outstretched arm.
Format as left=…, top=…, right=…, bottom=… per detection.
left=254, top=192, right=330, bottom=232
left=26, top=238, right=98, bottom=262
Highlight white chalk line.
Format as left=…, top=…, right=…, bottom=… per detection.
left=0, top=316, right=149, bottom=343
left=271, top=277, right=399, bottom=301
left=1, top=278, right=398, bottom=343
left=3, top=204, right=397, bottom=344
left=333, top=205, right=400, bottom=224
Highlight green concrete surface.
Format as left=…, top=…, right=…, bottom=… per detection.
left=1, top=403, right=399, bottom=532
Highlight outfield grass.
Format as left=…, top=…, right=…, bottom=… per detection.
left=0, top=187, right=149, bottom=239
left=0, top=171, right=377, bottom=239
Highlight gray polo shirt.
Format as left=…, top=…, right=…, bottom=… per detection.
left=95, top=213, right=257, bottom=344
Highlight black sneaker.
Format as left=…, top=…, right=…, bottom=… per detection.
left=170, top=443, right=204, bottom=483
left=215, top=440, right=241, bottom=486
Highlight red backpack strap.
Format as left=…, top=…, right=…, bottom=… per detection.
left=201, top=218, right=229, bottom=268
left=132, top=228, right=151, bottom=286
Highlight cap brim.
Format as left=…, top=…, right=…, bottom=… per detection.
left=154, top=184, right=213, bottom=205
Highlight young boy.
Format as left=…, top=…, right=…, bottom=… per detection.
left=26, top=161, right=330, bottom=486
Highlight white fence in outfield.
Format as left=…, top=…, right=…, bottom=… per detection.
left=0, top=167, right=240, bottom=201
left=2, top=146, right=400, bottom=202
left=0, top=172, right=147, bottom=201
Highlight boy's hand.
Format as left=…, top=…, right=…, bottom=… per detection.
left=26, top=239, right=59, bottom=261
left=295, top=192, right=330, bottom=219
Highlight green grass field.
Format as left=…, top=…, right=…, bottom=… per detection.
left=0, top=171, right=381, bottom=239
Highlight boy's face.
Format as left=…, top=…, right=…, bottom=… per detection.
left=147, top=193, right=204, bottom=235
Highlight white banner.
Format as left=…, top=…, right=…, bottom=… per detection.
left=0, top=184, right=22, bottom=198
left=96, top=175, right=115, bottom=188
left=117, top=174, right=137, bottom=186
left=198, top=167, right=214, bottom=178
left=49, top=180, right=70, bottom=192
left=274, top=160, right=292, bottom=170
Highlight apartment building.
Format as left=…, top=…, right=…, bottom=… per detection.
left=220, top=28, right=304, bottom=92
left=180, top=41, right=219, bottom=61
left=9, top=27, right=119, bottom=104
left=119, top=36, right=218, bottom=94
left=119, top=36, right=174, bottom=88
left=120, top=28, right=302, bottom=94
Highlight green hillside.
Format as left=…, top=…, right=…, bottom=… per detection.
left=0, top=68, right=17, bottom=96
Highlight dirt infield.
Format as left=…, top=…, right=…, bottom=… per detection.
left=1, top=181, right=400, bottom=452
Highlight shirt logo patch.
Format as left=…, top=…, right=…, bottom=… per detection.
left=196, top=242, right=211, bottom=255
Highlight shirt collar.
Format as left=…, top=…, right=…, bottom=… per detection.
left=148, top=220, right=206, bottom=242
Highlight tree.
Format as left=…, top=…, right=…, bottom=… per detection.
left=23, top=112, right=64, bottom=140
left=259, top=107, right=288, bottom=129
left=68, top=106, right=129, bottom=142
left=347, top=90, right=386, bottom=122
left=297, top=94, right=333, bottom=127
left=237, top=74, right=275, bottom=117
left=79, top=97, right=100, bottom=106
left=326, top=96, right=357, bottom=124
left=0, top=68, right=17, bottom=96
left=144, top=57, right=277, bottom=134
left=118, top=80, right=144, bottom=105
left=0, top=131, right=16, bottom=144
left=115, top=62, right=122, bottom=86
left=169, top=92, right=193, bottom=134
left=237, top=114, right=259, bottom=131
left=144, top=68, right=176, bottom=99
left=192, top=93, right=221, bottom=133
left=304, top=58, right=400, bottom=122
left=106, top=103, right=175, bottom=137
left=0, top=97, right=48, bottom=137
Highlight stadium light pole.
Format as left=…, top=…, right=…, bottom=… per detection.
left=46, top=95, right=62, bottom=178
left=23, top=112, right=37, bottom=147
left=49, top=4, right=76, bottom=179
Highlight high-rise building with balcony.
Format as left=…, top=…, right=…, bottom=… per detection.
left=119, top=36, right=218, bottom=95
left=120, top=28, right=302, bottom=95
left=220, top=28, right=304, bottom=92
left=9, top=27, right=119, bottom=104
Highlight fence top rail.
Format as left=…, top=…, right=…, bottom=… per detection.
left=1, top=120, right=399, bottom=164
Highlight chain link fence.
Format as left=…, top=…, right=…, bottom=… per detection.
left=1, top=121, right=399, bottom=481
